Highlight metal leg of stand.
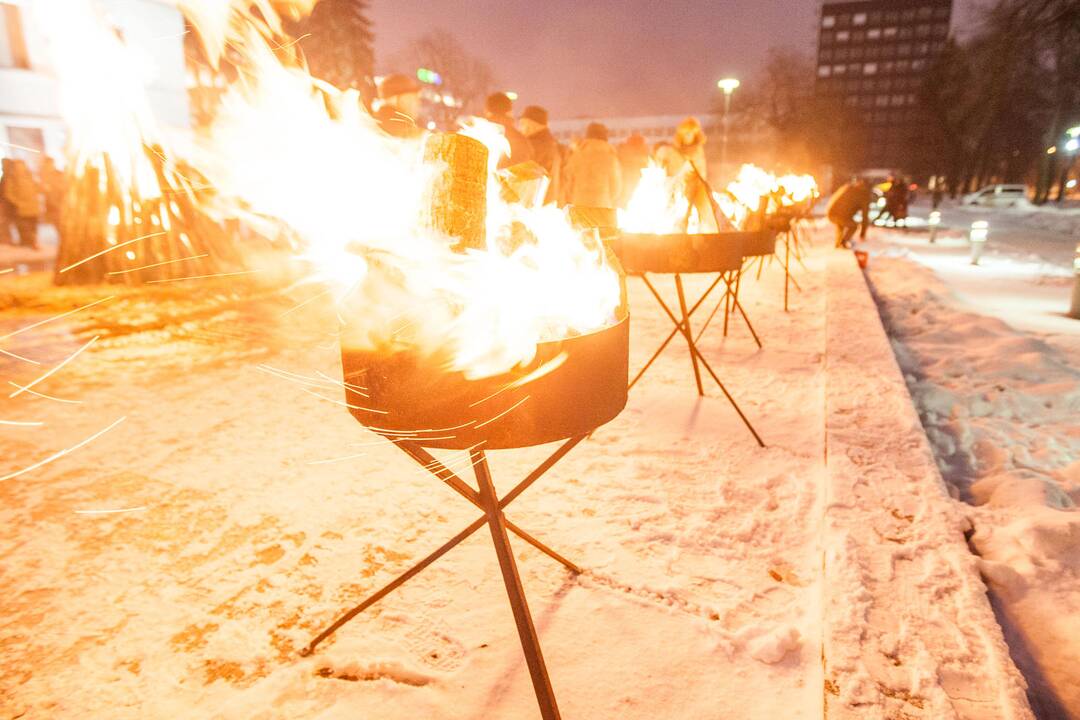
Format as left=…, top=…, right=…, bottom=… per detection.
left=472, top=449, right=562, bottom=720
left=784, top=234, right=791, bottom=312
left=644, top=281, right=766, bottom=447
left=631, top=274, right=722, bottom=391
left=674, top=274, right=704, bottom=396
left=722, top=271, right=732, bottom=337
left=301, top=437, right=585, bottom=664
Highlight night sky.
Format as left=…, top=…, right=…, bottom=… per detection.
left=370, top=0, right=824, bottom=119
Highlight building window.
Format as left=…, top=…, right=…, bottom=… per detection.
left=867, top=28, right=881, bottom=40
left=836, top=13, right=852, bottom=26
left=833, top=64, right=847, bottom=75
left=915, top=42, right=930, bottom=56
left=850, top=46, right=865, bottom=60
left=934, top=6, right=950, bottom=19
left=933, top=23, right=949, bottom=37
left=899, top=26, right=914, bottom=39
left=0, top=3, right=31, bottom=70
left=898, top=43, right=913, bottom=56
left=891, top=94, right=906, bottom=106
left=876, top=94, right=890, bottom=107
left=820, top=49, right=834, bottom=61
left=836, top=30, right=850, bottom=42
left=883, top=26, right=898, bottom=38
left=918, top=6, right=934, bottom=19
left=836, top=47, right=850, bottom=60
left=885, top=11, right=899, bottom=22
left=821, top=30, right=835, bottom=44
left=822, top=14, right=836, bottom=28
left=882, top=61, right=895, bottom=74
left=818, top=65, right=832, bottom=77
left=863, top=63, right=878, bottom=75
left=852, top=30, right=865, bottom=42
left=902, top=9, right=916, bottom=21
left=848, top=63, right=862, bottom=74
left=865, top=45, right=880, bottom=59
left=853, top=12, right=867, bottom=25
left=916, top=24, right=931, bottom=38
left=896, top=60, right=911, bottom=72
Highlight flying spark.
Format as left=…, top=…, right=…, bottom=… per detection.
left=145, top=269, right=263, bottom=284
left=106, top=253, right=209, bottom=275
left=0, top=416, right=126, bottom=483
left=59, top=231, right=168, bottom=274
left=0, top=296, right=115, bottom=342
left=9, top=336, right=98, bottom=398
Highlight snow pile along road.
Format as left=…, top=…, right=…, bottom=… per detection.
left=865, top=247, right=1080, bottom=719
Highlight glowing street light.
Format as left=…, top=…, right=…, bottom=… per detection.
left=1066, top=138, right=1080, bottom=153
left=717, top=77, right=740, bottom=173
left=969, top=221, right=989, bottom=265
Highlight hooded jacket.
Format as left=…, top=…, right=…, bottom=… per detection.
left=562, top=138, right=622, bottom=210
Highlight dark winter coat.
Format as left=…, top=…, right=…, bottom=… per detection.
left=527, top=128, right=562, bottom=204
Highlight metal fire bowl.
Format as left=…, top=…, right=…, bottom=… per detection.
left=612, top=232, right=764, bottom=275
left=340, top=314, right=629, bottom=450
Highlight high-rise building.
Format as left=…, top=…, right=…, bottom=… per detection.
left=814, top=0, right=953, bottom=171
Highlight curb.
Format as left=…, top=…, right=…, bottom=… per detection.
left=821, top=249, right=1033, bottom=719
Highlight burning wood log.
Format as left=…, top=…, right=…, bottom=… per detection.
left=422, top=133, right=488, bottom=251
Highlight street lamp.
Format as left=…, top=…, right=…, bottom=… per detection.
left=717, top=77, right=740, bottom=174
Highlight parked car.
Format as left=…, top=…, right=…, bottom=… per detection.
left=961, top=184, right=1029, bottom=207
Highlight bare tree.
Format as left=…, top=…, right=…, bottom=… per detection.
left=398, top=30, right=496, bottom=120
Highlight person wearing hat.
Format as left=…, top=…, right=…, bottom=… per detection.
left=673, top=116, right=718, bottom=231
left=374, top=73, right=422, bottom=139
left=561, top=122, right=621, bottom=210
left=519, top=105, right=562, bottom=205
left=617, top=133, right=650, bottom=207
left=484, top=92, right=533, bottom=169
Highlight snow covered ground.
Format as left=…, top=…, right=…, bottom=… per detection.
left=0, top=228, right=1034, bottom=719
left=862, top=219, right=1080, bottom=719
left=1, top=251, right=829, bottom=718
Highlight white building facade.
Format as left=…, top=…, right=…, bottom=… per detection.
left=0, top=0, right=189, bottom=166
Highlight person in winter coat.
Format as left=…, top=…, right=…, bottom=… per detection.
left=2, top=159, right=42, bottom=249
left=40, top=155, right=65, bottom=229
left=673, top=117, right=718, bottom=231
left=561, top=122, right=621, bottom=210
left=883, top=176, right=909, bottom=227
left=485, top=92, right=533, bottom=169
left=374, top=72, right=422, bottom=139
left=518, top=105, right=562, bottom=205
left=0, top=158, right=14, bottom=245
left=617, top=133, right=650, bottom=207
left=826, top=178, right=872, bottom=248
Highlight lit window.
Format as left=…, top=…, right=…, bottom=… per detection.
left=0, top=3, right=31, bottom=70
left=917, top=6, right=933, bottom=19
left=853, top=13, right=867, bottom=25
left=883, top=26, right=898, bottom=38
left=833, top=64, right=847, bottom=75
left=836, top=30, right=850, bottom=42
left=864, top=63, right=878, bottom=75
left=818, top=65, right=832, bottom=77
left=822, top=15, right=836, bottom=28
left=868, top=28, right=882, bottom=40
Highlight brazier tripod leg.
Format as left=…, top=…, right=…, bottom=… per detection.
left=632, top=274, right=722, bottom=391
left=301, top=437, right=587, bottom=657
left=674, top=274, right=704, bottom=396
left=396, top=441, right=583, bottom=574
left=301, top=514, right=488, bottom=656
left=472, top=449, right=562, bottom=720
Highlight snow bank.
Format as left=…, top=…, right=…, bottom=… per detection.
left=823, top=248, right=1033, bottom=719
left=865, top=248, right=1080, bottom=718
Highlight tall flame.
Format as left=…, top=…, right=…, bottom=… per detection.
left=181, top=7, right=620, bottom=378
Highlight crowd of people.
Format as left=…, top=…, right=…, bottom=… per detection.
left=0, top=156, right=63, bottom=250
left=373, top=73, right=721, bottom=218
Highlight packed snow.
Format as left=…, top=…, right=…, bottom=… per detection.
left=863, top=218, right=1080, bottom=719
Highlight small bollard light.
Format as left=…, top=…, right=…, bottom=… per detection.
left=1069, top=243, right=1080, bottom=320
left=969, top=221, right=989, bottom=265
left=928, top=210, right=941, bottom=243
